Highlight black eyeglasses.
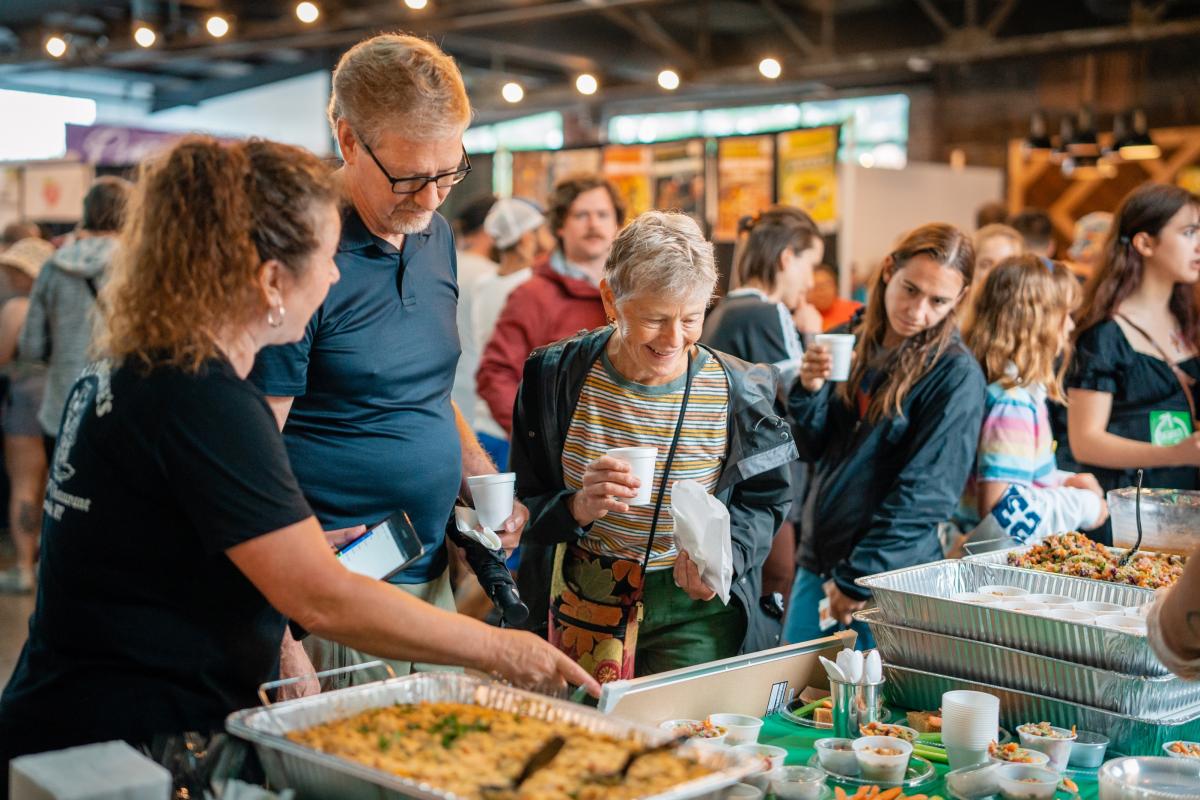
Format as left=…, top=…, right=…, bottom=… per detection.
left=356, top=131, right=471, bottom=195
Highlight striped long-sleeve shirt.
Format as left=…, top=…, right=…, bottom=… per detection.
left=562, top=348, right=729, bottom=569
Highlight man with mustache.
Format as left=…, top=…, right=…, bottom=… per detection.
left=477, top=174, right=624, bottom=437
left=250, top=33, right=528, bottom=683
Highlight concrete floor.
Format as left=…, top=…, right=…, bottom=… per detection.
left=0, top=537, right=35, bottom=686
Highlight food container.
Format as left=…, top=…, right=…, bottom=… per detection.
left=857, top=560, right=1166, bottom=676
left=857, top=722, right=918, bottom=742
left=995, top=763, right=1060, bottom=799
left=1038, top=609, right=1094, bottom=625
left=1098, top=614, right=1149, bottom=635
left=945, top=761, right=1003, bottom=799
left=1099, top=756, right=1200, bottom=799
left=997, top=600, right=1050, bottom=614
left=988, top=747, right=1050, bottom=768
left=857, top=609, right=1200, bottom=718
left=882, top=663, right=1200, bottom=758
left=226, top=672, right=757, bottom=800
left=770, top=766, right=826, bottom=800
left=977, top=585, right=1029, bottom=599
left=852, top=735, right=912, bottom=783
left=660, top=719, right=728, bottom=746
left=740, top=763, right=777, bottom=791
left=1069, top=730, right=1111, bottom=769
left=709, top=714, right=763, bottom=745
left=1108, top=487, right=1200, bottom=555
left=733, top=744, right=786, bottom=771
left=725, top=783, right=765, bottom=800
left=814, top=738, right=859, bottom=776
left=1161, top=740, right=1200, bottom=759
left=1017, top=723, right=1076, bottom=772
left=1024, top=593, right=1075, bottom=607
left=1075, top=601, right=1127, bottom=616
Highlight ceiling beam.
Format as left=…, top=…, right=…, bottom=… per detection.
left=598, top=7, right=699, bottom=73
left=440, top=33, right=656, bottom=82
left=757, top=0, right=818, bottom=57
left=986, top=0, right=1021, bottom=36
left=912, top=0, right=956, bottom=37
left=150, top=51, right=336, bottom=111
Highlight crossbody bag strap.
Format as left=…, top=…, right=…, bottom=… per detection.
left=635, top=351, right=695, bottom=594
left=1117, top=313, right=1199, bottom=423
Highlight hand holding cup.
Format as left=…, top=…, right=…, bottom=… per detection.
left=569, top=455, right=643, bottom=527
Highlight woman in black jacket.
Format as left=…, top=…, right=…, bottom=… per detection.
left=511, top=211, right=796, bottom=683
left=786, top=223, right=985, bottom=647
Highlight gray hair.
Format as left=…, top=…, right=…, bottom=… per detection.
left=605, top=211, right=718, bottom=305
left=328, top=33, right=472, bottom=144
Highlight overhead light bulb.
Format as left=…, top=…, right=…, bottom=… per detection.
left=133, top=25, right=157, bottom=48
left=206, top=15, right=230, bottom=38
left=575, top=73, right=598, bottom=96
left=758, top=58, right=782, bottom=80
left=296, top=2, right=320, bottom=23
left=45, top=35, right=67, bottom=58
left=404, top=0, right=429, bottom=9
left=1118, top=109, right=1161, bottom=161
left=657, top=69, right=680, bottom=91
left=501, top=82, right=524, bottom=103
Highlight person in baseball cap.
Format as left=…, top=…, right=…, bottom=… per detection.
left=484, top=197, right=547, bottom=250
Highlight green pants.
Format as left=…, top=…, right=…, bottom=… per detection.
left=303, top=567, right=461, bottom=689
left=634, top=568, right=746, bottom=677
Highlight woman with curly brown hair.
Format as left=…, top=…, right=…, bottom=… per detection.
left=785, top=223, right=986, bottom=647
left=0, top=137, right=593, bottom=765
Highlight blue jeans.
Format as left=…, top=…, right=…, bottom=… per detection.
left=783, top=567, right=875, bottom=650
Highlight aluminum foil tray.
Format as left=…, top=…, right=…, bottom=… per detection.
left=858, top=609, right=1200, bottom=719
left=882, top=664, right=1200, bottom=758
left=856, top=560, right=1166, bottom=676
left=226, top=672, right=755, bottom=800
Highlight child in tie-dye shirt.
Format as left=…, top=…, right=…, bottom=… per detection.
left=955, top=255, right=1108, bottom=548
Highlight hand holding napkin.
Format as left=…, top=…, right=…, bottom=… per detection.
left=670, top=479, right=733, bottom=604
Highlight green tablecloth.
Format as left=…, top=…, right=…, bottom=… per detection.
left=758, top=714, right=1101, bottom=799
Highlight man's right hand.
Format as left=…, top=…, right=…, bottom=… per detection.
left=323, top=524, right=367, bottom=551
left=569, top=456, right=640, bottom=527
left=487, top=628, right=601, bottom=698
left=799, top=343, right=834, bottom=393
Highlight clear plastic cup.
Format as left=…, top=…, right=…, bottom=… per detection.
left=771, top=766, right=827, bottom=800
left=1096, top=614, right=1148, bottom=635
left=1017, top=724, right=1077, bottom=772
left=708, top=713, right=763, bottom=745
left=1074, top=601, right=1125, bottom=616
left=976, top=585, right=1029, bottom=599
left=853, top=736, right=913, bottom=783
left=814, top=738, right=859, bottom=776
left=953, top=591, right=1003, bottom=605
left=1024, top=593, right=1075, bottom=607
left=995, top=764, right=1059, bottom=799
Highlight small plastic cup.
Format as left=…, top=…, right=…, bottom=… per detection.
left=995, top=764, right=1060, bottom=799
left=467, top=472, right=516, bottom=530
left=953, top=591, right=1003, bottom=605
left=1036, top=609, right=1094, bottom=624
left=1163, top=740, right=1200, bottom=759
left=734, top=744, right=787, bottom=771
left=1024, top=593, right=1075, bottom=607
left=1017, top=724, right=1077, bottom=772
left=997, top=600, right=1049, bottom=614
left=605, top=446, right=657, bottom=506
left=771, top=766, right=827, bottom=800
left=976, top=584, right=1029, bottom=599
left=989, top=747, right=1050, bottom=768
left=946, top=744, right=991, bottom=771
left=1125, top=604, right=1152, bottom=618
left=814, top=737, right=859, bottom=776
left=945, top=761, right=1002, bottom=800
left=1074, top=601, right=1125, bottom=616
left=708, top=713, right=763, bottom=746
left=725, top=783, right=765, bottom=799
left=658, top=718, right=727, bottom=746
left=815, top=333, right=856, bottom=381
left=1069, top=730, right=1110, bottom=768
left=1096, top=614, right=1148, bottom=635
left=853, top=735, right=913, bottom=783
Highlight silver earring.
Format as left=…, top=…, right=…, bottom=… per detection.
left=267, top=304, right=286, bottom=328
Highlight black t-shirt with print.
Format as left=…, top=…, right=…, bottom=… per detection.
left=0, top=356, right=313, bottom=758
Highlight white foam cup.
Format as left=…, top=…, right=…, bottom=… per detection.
left=815, top=334, right=856, bottom=382
left=606, top=446, right=658, bottom=506
left=466, top=472, right=516, bottom=530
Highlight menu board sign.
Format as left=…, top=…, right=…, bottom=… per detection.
left=715, top=135, right=774, bottom=241
left=603, top=145, right=654, bottom=221
left=652, top=140, right=706, bottom=227
left=777, top=126, right=839, bottom=228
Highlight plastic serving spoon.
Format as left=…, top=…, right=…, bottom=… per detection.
left=819, top=655, right=846, bottom=683
left=864, top=649, right=883, bottom=684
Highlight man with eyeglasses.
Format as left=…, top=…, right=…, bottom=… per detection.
left=251, top=33, right=526, bottom=686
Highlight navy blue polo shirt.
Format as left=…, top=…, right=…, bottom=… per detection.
left=250, top=205, right=462, bottom=583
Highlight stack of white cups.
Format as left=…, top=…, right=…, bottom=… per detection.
left=941, top=690, right=1001, bottom=771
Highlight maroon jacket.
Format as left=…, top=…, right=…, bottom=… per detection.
left=477, top=256, right=606, bottom=434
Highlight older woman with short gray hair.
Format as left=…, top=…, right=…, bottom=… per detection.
left=510, top=211, right=797, bottom=683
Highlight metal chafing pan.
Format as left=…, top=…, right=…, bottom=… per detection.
left=882, top=664, right=1200, bottom=758
left=857, top=609, right=1200, bottom=719
left=856, top=559, right=1166, bottom=676
left=226, top=671, right=756, bottom=800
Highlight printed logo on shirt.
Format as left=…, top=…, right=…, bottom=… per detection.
left=44, top=359, right=111, bottom=520
left=986, top=484, right=1044, bottom=544
left=1150, top=410, right=1193, bottom=447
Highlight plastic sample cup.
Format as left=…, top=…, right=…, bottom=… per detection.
left=606, top=446, right=658, bottom=506
left=815, top=333, right=856, bottom=382
left=466, top=472, right=516, bottom=530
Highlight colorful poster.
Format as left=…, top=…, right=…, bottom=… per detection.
left=511, top=151, right=554, bottom=208
left=715, top=136, right=773, bottom=241
left=602, top=145, right=653, bottom=221
left=21, top=161, right=94, bottom=222
left=1178, top=167, right=1200, bottom=196
left=777, top=126, right=839, bottom=228
left=652, top=140, right=705, bottom=226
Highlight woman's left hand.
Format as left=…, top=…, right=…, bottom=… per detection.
left=673, top=551, right=716, bottom=601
